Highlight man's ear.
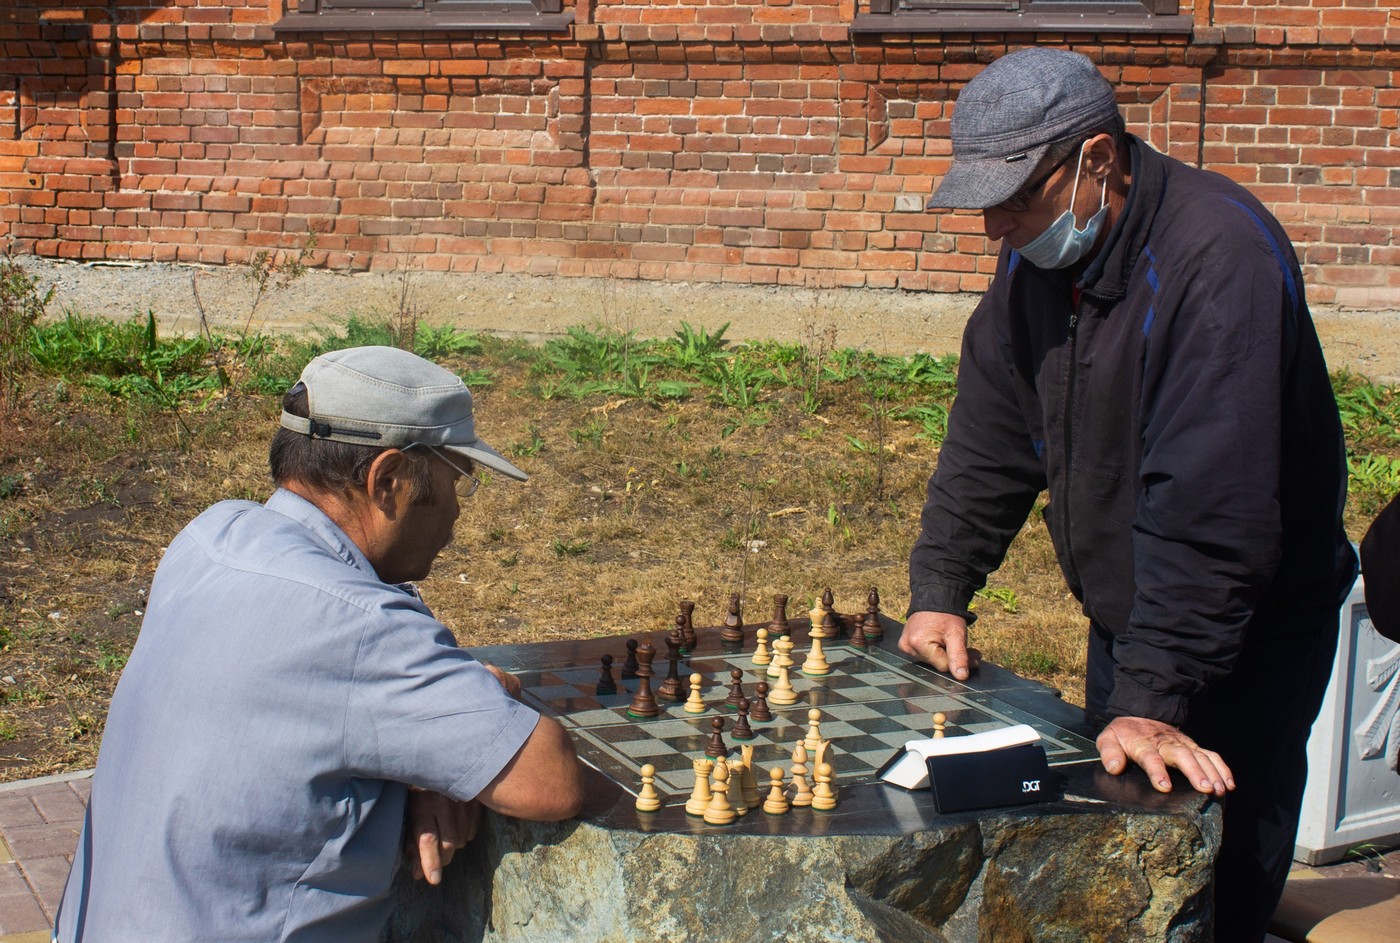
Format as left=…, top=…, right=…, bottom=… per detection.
left=364, top=449, right=414, bottom=517
left=1083, top=133, right=1118, bottom=180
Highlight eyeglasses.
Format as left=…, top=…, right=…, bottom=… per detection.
left=410, top=444, right=481, bottom=499
left=997, top=142, right=1082, bottom=213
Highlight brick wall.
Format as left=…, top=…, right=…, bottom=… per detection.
left=0, top=1, right=1395, bottom=308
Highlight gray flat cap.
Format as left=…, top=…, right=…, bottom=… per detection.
left=928, top=48, right=1120, bottom=210
left=280, top=346, right=527, bottom=481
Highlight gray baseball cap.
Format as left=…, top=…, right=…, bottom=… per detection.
left=928, top=48, right=1120, bottom=210
left=279, top=346, right=528, bottom=481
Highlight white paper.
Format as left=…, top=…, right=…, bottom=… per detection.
left=878, top=724, right=1042, bottom=790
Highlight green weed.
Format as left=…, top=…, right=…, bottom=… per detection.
left=1335, top=372, right=1400, bottom=451
left=974, top=586, right=1021, bottom=614
left=1010, top=650, right=1061, bottom=675
left=550, top=539, right=591, bottom=557
left=665, top=321, right=731, bottom=372
left=95, top=644, right=128, bottom=674
left=900, top=403, right=951, bottom=444
left=705, top=354, right=767, bottom=410
left=1348, top=453, right=1400, bottom=517
left=510, top=425, right=546, bottom=458
left=455, top=366, right=494, bottom=389
left=570, top=419, right=608, bottom=447
left=874, top=351, right=959, bottom=392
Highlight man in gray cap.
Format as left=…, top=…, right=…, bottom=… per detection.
left=55, top=346, right=586, bottom=942
left=901, top=47, right=1354, bottom=942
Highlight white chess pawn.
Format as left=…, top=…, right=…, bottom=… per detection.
left=762, top=767, right=790, bottom=815
left=636, top=763, right=662, bottom=813
left=684, top=672, right=706, bottom=713
left=803, top=709, right=823, bottom=753
left=753, top=627, right=772, bottom=666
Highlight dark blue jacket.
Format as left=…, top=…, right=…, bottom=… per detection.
left=909, top=137, right=1356, bottom=727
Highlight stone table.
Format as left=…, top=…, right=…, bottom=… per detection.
left=385, top=626, right=1221, bottom=942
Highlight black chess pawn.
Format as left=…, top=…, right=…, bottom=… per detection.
left=596, top=653, right=619, bottom=695
left=850, top=613, right=869, bottom=650
left=768, top=594, right=790, bottom=638
left=723, top=668, right=746, bottom=709
left=732, top=697, right=755, bottom=741
left=656, top=631, right=684, bottom=702
left=749, top=681, right=773, bottom=722
left=705, top=716, right=728, bottom=758
left=622, top=639, right=640, bottom=679
left=721, top=592, right=744, bottom=645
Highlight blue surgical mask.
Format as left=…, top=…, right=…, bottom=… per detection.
left=1017, top=144, right=1108, bottom=270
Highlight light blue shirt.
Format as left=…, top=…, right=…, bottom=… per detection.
left=55, top=489, right=539, bottom=942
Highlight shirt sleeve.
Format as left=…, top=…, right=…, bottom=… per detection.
left=909, top=251, right=1048, bottom=622
left=343, top=592, right=541, bottom=801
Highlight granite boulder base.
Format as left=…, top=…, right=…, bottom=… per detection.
left=383, top=788, right=1219, bottom=943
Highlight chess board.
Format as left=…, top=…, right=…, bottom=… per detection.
left=516, top=639, right=1099, bottom=799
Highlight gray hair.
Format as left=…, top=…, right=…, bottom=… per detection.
left=269, top=381, right=441, bottom=504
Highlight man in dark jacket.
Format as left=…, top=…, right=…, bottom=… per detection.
left=904, top=48, right=1356, bottom=942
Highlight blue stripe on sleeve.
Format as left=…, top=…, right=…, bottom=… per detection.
left=1223, top=197, right=1300, bottom=313
left=1142, top=246, right=1159, bottom=337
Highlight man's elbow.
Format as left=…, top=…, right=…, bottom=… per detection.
left=536, top=760, right=585, bottom=820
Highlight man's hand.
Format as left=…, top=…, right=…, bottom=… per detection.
left=898, top=611, right=982, bottom=681
left=405, top=790, right=481, bottom=885
left=483, top=662, right=521, bottom=700
left=1096, top=716, right=1235, bottom=797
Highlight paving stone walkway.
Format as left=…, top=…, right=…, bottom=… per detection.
left=0, top=772, right=89, bottom=943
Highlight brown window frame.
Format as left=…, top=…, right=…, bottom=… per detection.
left=275, top=0, right=573, bottom=32
left=851, top=0, right=1192, bottom=35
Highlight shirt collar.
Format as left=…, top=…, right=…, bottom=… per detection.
left=265, top=487, right=379, bottom=580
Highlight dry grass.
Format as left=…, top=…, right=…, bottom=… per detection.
left=0, top=339, right=1089, bottom=782
left=6, top=317, right=1389, bottom=784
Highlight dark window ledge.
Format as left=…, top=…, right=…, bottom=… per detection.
left=850, top=12, right=1193, bottom=34
left=274, top=10, right=574, bottom=31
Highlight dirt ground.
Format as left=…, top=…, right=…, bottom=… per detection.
left=24, top=257, right=1400, bottom=381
